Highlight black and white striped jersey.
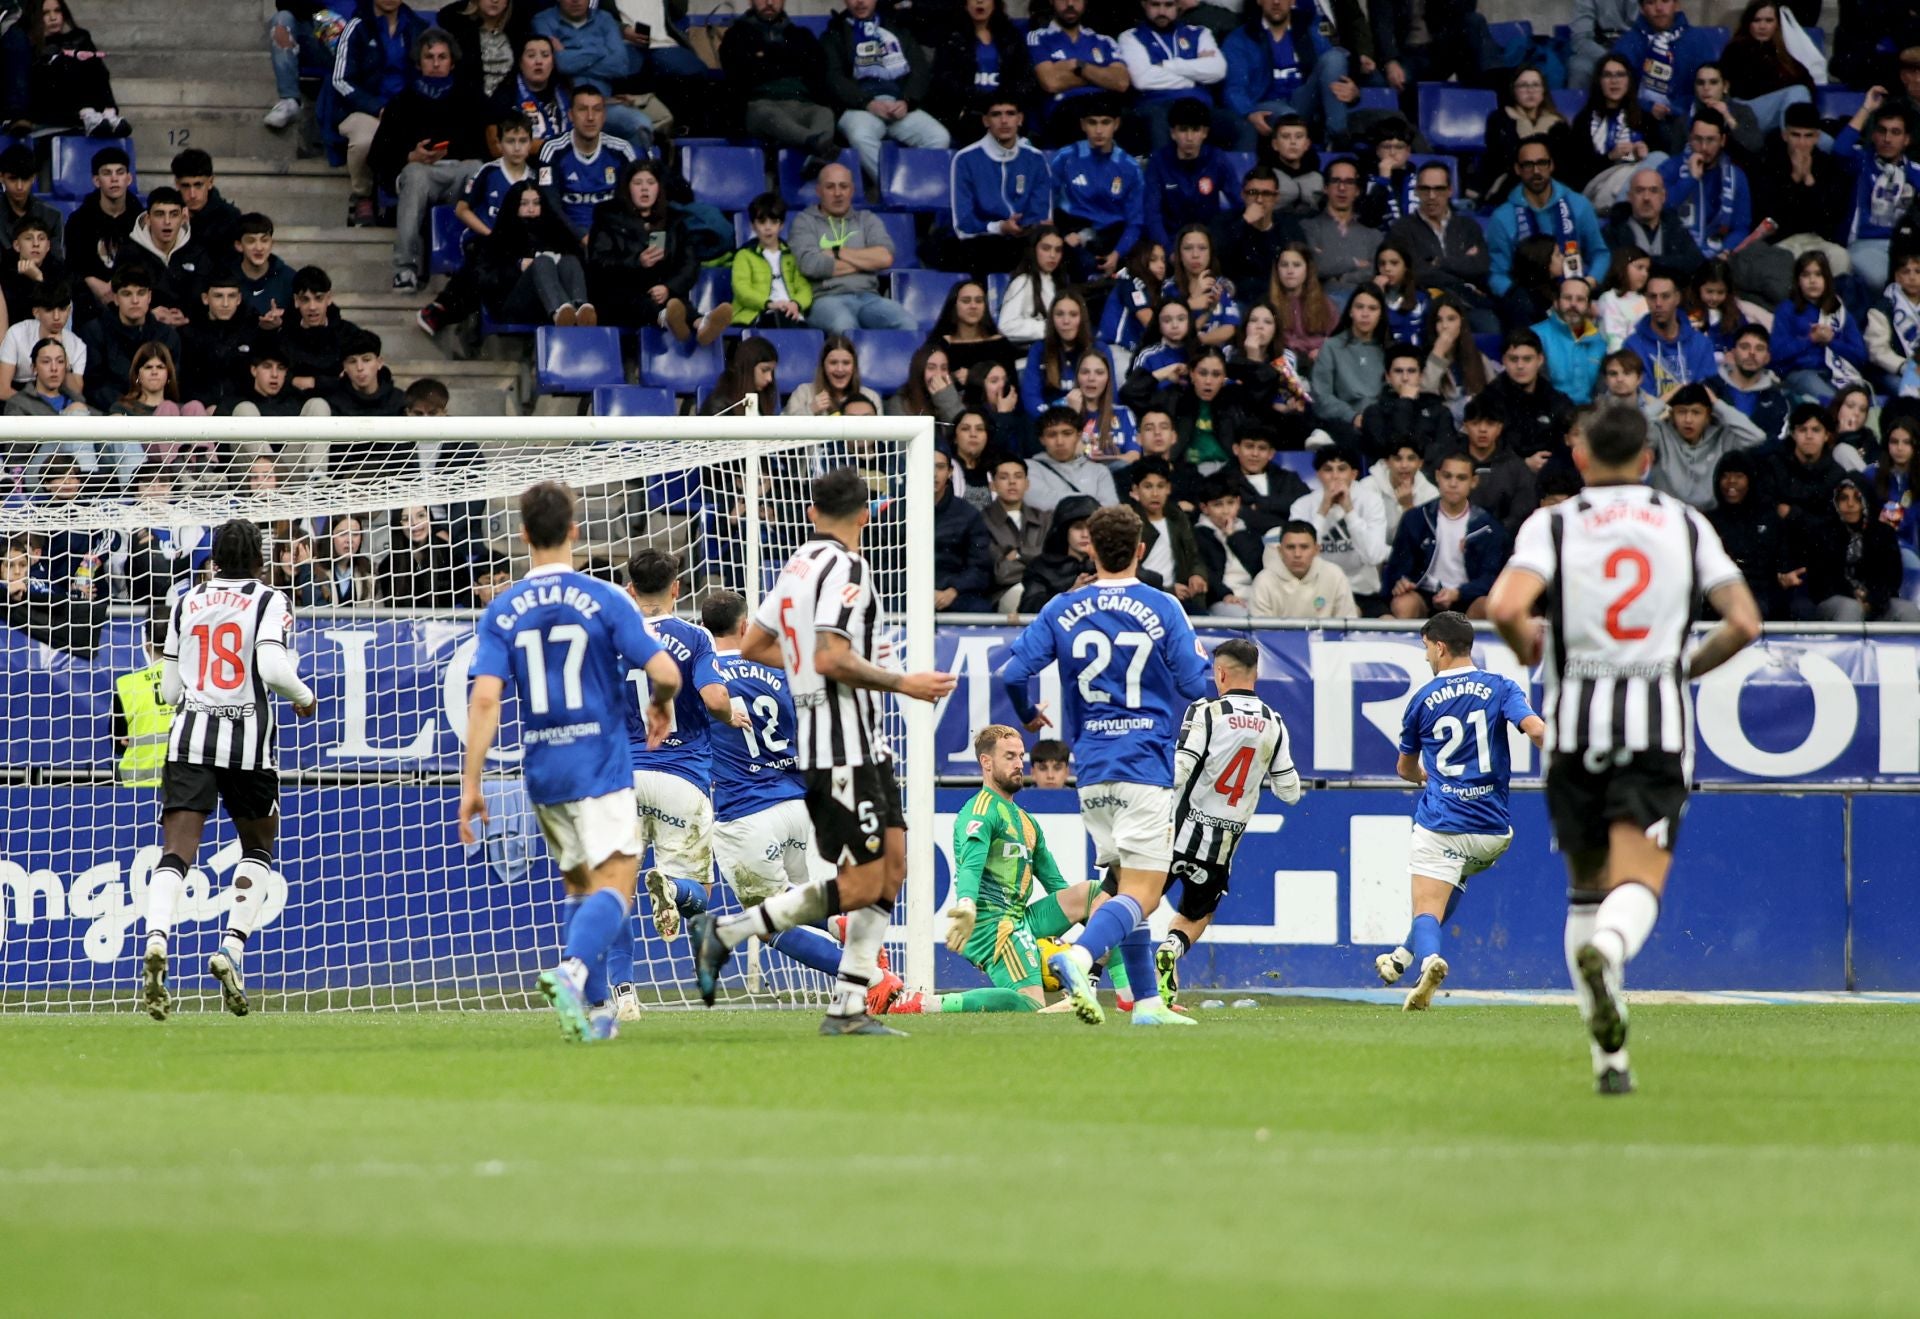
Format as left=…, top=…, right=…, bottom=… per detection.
left=1171, top=691, right=1302, bottom=868
left=1508, top=485, right=1742, bottom=763
left=753, top=535, right=890, bottom=771
left=163, top=577, right=297, bottom=771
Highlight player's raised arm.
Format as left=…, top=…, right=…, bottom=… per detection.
left=607, top=584, right=679, bottom=745
left=816, top=630, right=954, bottom=703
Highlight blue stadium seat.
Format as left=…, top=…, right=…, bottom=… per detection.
left=681, top=144, right=767, bottom=214
left=638, top=327, right=725, bottom=394
left=986, top=272, right=1009, bottom=319
left=535, top=327, right=626, bottom=393
left=872, top=210, right=919, bottom=268
left=742, top=327, right=826, bottom=395
left=479, top=309, right=541, bottom=336
left=428, top=205, right=468, bottom=276
left=592, top=385, right=677, bottom=417
left=1417, top=85, right=1496, bottom=156
left=733, top=211, right=791, bottom=246
left=692, top=266, right=733, bottom=316
left=793, top=14, right=828, bottom=35
left=847, top=329, right=919, bottom=395
left=1695, top=24, right=1728, bottom=54
left=1552, top=88, right=1585, bottom=120
left=46, top=198, right=81, bottom=224
left=1356, top=86, right=1398, bottom=113
left=1220, top=150, right=1257, bottom=184
left=1274, top=452, right=1320, bottom=487
left=1819, top=85, right=1866, bottom=123
left=1805, top=25, right=1824, bottom=52
left=1473, top=331, right=1505, bottom=363
left=1486, top=20, right=1532, bottom=56
left=779, top=147, right=860, bottom=207
left=879, top=144, right=952, bottom=213
left=50, top=135, right=134, bottom=200
left=890, top=269, right=966, bottom=331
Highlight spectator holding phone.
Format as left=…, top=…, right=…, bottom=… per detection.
left=370, top=27, right=493, bottom=292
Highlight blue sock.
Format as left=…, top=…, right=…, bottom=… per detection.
left=1442, top=888, right=1463, bottom=923
left=584, top=953, right=610, bottom=1006
left=1075, top=895, right=1142, bottom=965
left=560, top=893, right=583, bottom=942
left=670, top=878, right=709, bottom=919
left=770, top=926, right=843, bottom=975
left=605, top=909, right=636, bottom=988
left=565, top=888, right=628, bottom=973
left=1410, top=913, right=1443, bottom=967
left=1117, top=922, right=1155, bottom=1002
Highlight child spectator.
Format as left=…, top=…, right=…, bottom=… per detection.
left=1770, top=250, right=1868, bottom=402
left=467, top=550, right=514, bottom=608
left=1599, top=345, right=1667, bottom=421
left=170, top=150, right=242, bottom=258
left=931, top=279, right=1014, bottom=385
left=27, top=0, right=129, bottom=136
left=1262, top=113, right=1325, bottom=216
left=1372, top=238, right=1430, bottom=345
left=886, top=342, right=965, bottom=423
left=0, top=280, right=85, bottom=402
left=1019, top=492, right=1101, bottom=611
left=1142, top=96, right=1239, bottom=251
left=2, top=218, right=67, bottom=331
left=325, top=329, right=412, bottom=480
left=1384, top=451, right=1509, bottom=620
left=77, top=265, right=182, bottom=413
left=1684, top=257, right=1746, bottom=357
left=1191, top=477, right=1264, bottom=617
left=314, top=514, right=378, bottom=605
left=983, top=454, right=1047, bottom=609
left=999, top=226, right=1066, bottom=345
left=1165, top=223, right=1240, bottom=348
left=932, top=449, right=997, bottom=614
left=1418, top=294, right=1493, bottom=418
left=1447, top=392, right=1540, bottom=533
left=110, top=340, right=207, bottom=419
left=943, top=93, right=1053, bottom=274
left=1021, top=289, right=1101, bottom=414
left=227, top=336, right=333, bottom=482
left=1363, top=436, right=1439, bottom=542
left=1218, top=425, right=1309, bottom=537
left=473, top=181, right=595, bottom=327
left=1268, top=240, right=1335, bottom=365
left=234, top=214, right=296, bottom=326
left=182, top=269, right=260, bottom=408
left=63, top=145, right=140, bottom=313
left=1025, top=405, right=1118, bottom=511
left=125, top=187, right=206, bottom=327
left=283, top=265, right=360, bottom=391
left=1646, top=380, right=1768, bottom=510
left=1068, top=349, right=1137, bottom=461
left=381, top=504, right=459, bottom=607
left=0, top=144, right=62, bottom=261
left=1764, top=403, right=1848, bottom=525
left=1705, top=448, right=1784, bottom=619
left=1363, top=343, right=1455, bottom=464
left=1126, top=455, right=1209, bottom=607
left=1867, top=417, right=1920, bottom=561
left=1480, top=329, right=1579, bottom=470
left=3, top=337, right=90, bottom=422
left=730, top=193, right=811, bottom=330
left=1251, top=518, right=1358, bottom=618
left=1783, top=476, right=1920, bottom=621
left=1288, top=443, right=1389, bottom=608
left=1051, top=97, right=1143, bottom=281
left=417, top=112, right=536, bottom=333
left=1866, top=249, right=1920, bottom=396
left=1310, top=285, right=1389, bottom=442
left=701, top=337, right=780, bottom=417
left=1029, top=740, right=1072, bottom=788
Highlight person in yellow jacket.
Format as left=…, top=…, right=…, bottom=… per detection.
left=729, top=192, right=814, bottom=329
left=112, top=617, right=173, bottom=788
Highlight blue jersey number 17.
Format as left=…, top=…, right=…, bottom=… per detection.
left=514, top=624, right=587, bottom=714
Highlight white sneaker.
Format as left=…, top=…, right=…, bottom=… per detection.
left=1403, top=954, right=1448, bottom=1012
left=263, top=98, right=301, bottom=129
left=613, top=983, right=642, bottom=1022
left=1375, top=946, right=1413, bottom=985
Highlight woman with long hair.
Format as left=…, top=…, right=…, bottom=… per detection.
left=587, top=160, right=731, bottom=341
left=1165, top=224, right=1240, bottom=348
left=945, top=408, right=1007, bottom=507
left=926, top=0, right=1036, bottom=138
left=1596, top=245, right=1653, bottom=350
left=27, top=0, right=129, bottom=136
left=1310, top=286, right=1391, bottom=439
left=1867, top=414, right=1920, bottom=562
left=1066, top=350, right=1138, bottom=462
left=1418, top=294, right=1492, bottom=416
left=1020, top=290, right=1101, bottom=413
left=1372, top=238, right=1431, bottom=345
left=961, top=359, right=1033, bottom=456
left=1719, top=0, right=1816, bottom=131
left=1770, top=251, right=1869, bottom=402
left=474, top=181, right=595, bottom=326
left=702, top=337, right=781, bottom=417
left=1499, top=234, right=1565, bottom=330
left=784, top=333, right=882, bottom=415
left=1000, top=225, right=1066, bottom=344
left=1096, top=239, right=1167, bottom=356
left=1568, top=54, right=1668, bottom=207
left=1227, top=303, right=1314, bottom=441
left=1473, top=66, right=1571, bottom=203
left=1268, top=241, right=1338, bottom=363
left=1831, top=382, right=1878, bottom=469
left=316, top=514, right=378, bottom=606
left=930, top=278, right=1013, bottom=385
left=1685, top=258, right=1748, bottom=358
left=885, top=341, right=966, bottom=421
left=111, top=342, right=205, bottom=416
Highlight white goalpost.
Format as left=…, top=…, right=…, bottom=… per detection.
left=0, top=414, right=937, bottom=1011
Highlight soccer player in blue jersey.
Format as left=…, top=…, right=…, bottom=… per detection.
left=458, top=482, right=681, bottom=1042
left=998, top=504, right=1213, bottom=1027
left=1378, top=611, right=1546, bottom=1011
left=696, top=591, right=848, bottom=983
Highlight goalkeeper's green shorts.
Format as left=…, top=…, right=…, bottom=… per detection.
left=960, top=913, right=1043, bottom=990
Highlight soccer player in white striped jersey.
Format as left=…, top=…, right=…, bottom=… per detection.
left=1154, top=638, right=1302, bottom=1006
left=140, top=520, right=318, bottom=1021
left=1487, top=405, right=1761, bottom=1095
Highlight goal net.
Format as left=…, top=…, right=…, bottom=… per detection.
left=0, top=414, right=937, bottom=1012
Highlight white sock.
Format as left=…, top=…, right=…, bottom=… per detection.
left=561, top=957, right=587, bottom=993
left=1159, top=935, right=1186, bottom=962
left=225, top=852, right=273, bottom=948
left=720, top=881, right=830, bottom=950
left=1133, top=994, right=1164, bottom=1013
left=79, top=108, right=103, bottom=131
left=144, top=864, right=183, bottom=944
left=1564, top=899, right=1600, bottom=1028
left=1592, top=882, right=1660, bottom=971
left=830, top=905, right=890, bottom=1016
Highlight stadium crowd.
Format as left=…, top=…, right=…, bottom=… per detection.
left=5, top=0, right=1920, bottom=635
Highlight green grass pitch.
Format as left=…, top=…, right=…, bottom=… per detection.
left=4, top=1002, right=1918, bottom=1318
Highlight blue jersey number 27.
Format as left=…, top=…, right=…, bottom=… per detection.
left=1072, top=630, right=1152, bottom=706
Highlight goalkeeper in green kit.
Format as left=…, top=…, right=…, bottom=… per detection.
left=889, top=725, right=1128, bottom=1014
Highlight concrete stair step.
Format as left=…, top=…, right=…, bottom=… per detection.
left=274, top=225, right=396, bottom=247
left=89, top=19, right=274, bottom=52
left=210, top=157, right=344, bottom=180
left=118, top=77, right=279, bottom=111
left=129, top=107, right=303, bottom=168
left=85, top=0, right=272, bottom=28
left=446, top=385, right=521, bottom=418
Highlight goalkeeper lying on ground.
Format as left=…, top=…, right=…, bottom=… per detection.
left=889, top=725, right=1127, bottom=1014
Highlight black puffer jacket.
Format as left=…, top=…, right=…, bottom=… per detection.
left=587, top=164, right=695, bottom=326
left=1019, top=494, right=1100, bottom=614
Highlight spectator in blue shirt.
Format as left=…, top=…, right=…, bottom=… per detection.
left=1026, top=0, right=1133, bottom=147
left=1050, top=95, right=1145, bottom=280
left=1654, top=107, right=1751, bottom=261
left=325, top=0, right=430, bottom=227
left=1485, top=140, right=1611, bottom=298
left=1221, top=0, right=1360, bottom=150
left=1143, top=96, right=1241, bottom=252
left=532, top=0, right=656, bottom=151
left=1117, top=0, right=1235, bottom=153
left=1610, top=0, right=1719, bottom=127
left=941, top=94, right=1054, bottom=274
left=1833, top=88, right=1920, bottom=300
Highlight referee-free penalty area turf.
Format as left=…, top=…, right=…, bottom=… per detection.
left=2, top=1001, right=1916, bottom=1318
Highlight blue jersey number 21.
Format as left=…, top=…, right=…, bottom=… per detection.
left=1433, top=711, right=1492, bottom=777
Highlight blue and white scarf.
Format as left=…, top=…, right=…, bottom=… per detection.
left=1678, top=152, right=1738, bottom=254
left=1515, top=190, right=1583, bottom=277
left=850, top=18, right=910, bottom=84
left=1823, top=306, right=1866, bottom=387
left=1891, top=287, right=1920, bottom=357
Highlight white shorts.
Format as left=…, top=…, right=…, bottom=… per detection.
left=633, top=769, right=714, bottom=882
left=1407, top=825, right=1513, bottom=889
left=712, top=798, right=813, bottom=905
left=1079, top=781, right=1174, bottom=872
left=534, top=788, right=642, bottom=874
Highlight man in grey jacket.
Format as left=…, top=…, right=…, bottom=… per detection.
left=1647, top=381, right=1767, bottom=510
left=1387, top=160, right=1491, bottom=305
left=788, top=163, right=917, bottom=333
left=982, top=455, right=1052, bottom=612
left=1300, top=157, right=1381, bottom=291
